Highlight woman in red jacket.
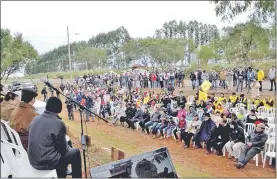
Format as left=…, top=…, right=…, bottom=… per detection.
left=173, top=116, right=186, bottom=142
left=151, top=73, right=157, bottom=88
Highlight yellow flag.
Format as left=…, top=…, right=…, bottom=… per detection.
left=199, top=90, right=208, bottom=102
left=201, top=80, right=212, bottom=92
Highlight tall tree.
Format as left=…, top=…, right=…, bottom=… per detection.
left=1, top=29, right=38, bottom=81
left=212, top=0, right=276, bottom=24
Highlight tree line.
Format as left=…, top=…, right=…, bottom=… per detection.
left=1, top=0, right=275, bottom=78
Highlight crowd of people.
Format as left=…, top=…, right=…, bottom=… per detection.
left=49, top=66, right=276, bottom=94
left=0, top=65, right=275, bottom=178
left=40, top=71, right=274, bottom=170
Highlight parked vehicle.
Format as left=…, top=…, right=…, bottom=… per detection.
left=10, top=81, right=21, bottom=92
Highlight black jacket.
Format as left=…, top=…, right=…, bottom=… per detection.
left=230, top=126, right=245, bottom=143
left=176, top=96, right=187, bottom=106
left=142, top=112, right=150, bottom=122
left=190, top=72, right=196, bottom=81
left=209, top=124, right=231, bottom=143
left=28, top=111, right=69, bottom=170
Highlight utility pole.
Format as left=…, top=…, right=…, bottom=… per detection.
left=67, top=26, right=72, bottom=81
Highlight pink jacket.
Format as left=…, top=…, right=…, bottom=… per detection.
left=177, top=109, right=186, bottom=119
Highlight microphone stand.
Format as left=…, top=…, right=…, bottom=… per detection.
left=44, top=82, right=108, bottom=178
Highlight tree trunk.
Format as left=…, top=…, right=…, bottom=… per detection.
left=5, top=74, right=10, bottom=83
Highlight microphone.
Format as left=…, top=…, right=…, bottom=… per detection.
left=40, top=78, right=57, bottom=91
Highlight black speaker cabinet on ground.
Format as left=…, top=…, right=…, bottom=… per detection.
left=90, top=147, right=178, bottom=178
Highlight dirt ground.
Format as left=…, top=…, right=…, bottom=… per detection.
left=63, top=111, right=276, bottom=178
left=35, top=85, right=276, bottom=178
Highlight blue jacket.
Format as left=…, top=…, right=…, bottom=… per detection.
left=247, top=71, right=255, bottom=80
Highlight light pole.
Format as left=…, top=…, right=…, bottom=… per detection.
left=67, top=26, right=79, bottom=82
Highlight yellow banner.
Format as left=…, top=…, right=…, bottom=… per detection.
left=199, top=90, right=208, bottom=102
left=201, top=80, right=212, bottom=92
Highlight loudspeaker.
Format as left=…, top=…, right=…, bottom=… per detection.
left=90, top=147, right=178, bottom=178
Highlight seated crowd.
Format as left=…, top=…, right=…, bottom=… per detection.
left=0, top=81, right=275, bottom=177
left=107, top=89, right=274, bottom=169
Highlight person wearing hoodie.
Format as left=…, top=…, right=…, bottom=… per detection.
left=206, top=119, right=232, bottom=155
left=236, top=123, right=267, bottom=169
left=182, top=113, right=202, bottom=148
left=268, top=66, right=276, bottom=91
left=194, top=113, right=216, bottom=148
left=224, top=120, right=245, bottom=160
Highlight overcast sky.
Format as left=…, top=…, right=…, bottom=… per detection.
left=1, top=1, right=249, bottom=54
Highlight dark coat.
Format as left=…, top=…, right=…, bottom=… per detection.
left=208, top=124, right=232, bottom=143
left=230, top=126, right=245, bottom=143
left=28, top=111, right=69, bottom=170
left=247, top=130, right=268, bottom=150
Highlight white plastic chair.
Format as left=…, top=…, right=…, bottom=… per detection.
left=244, top=123, right=255, bottom=137
left=235, top=103, right=245, bottom=110
left=0, top=121, right=57, bottom=178
left=1, top=139, right=57, bottom=178
left=263, top=137, right=276, bottom=168
left=226, top=118, right=231, bottom=124
left=268, top=108, right=276, bottom=118
left=247, top=104, right=256, bottom=111
left=257, top=107, right=268, bottom=118
left=186, top=95, right=195, bottom=109
left=229, top=107, right=237, bottom=115
left=1, top=120, right=22, bottom=147
left=224, top=102, right=232, bottom=109
left=268, top=127, right=276, bottom=138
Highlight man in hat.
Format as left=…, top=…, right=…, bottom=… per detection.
left=235, top=123, right=267, bottom=169
left=28, top=97, right=82, bottom=178
left=10, top=88, right=39, bottom=151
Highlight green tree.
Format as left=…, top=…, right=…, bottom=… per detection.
left=1, top=29, right=38, bottom=81
left=212, top=0, right=276, bottom=24
left=222, top=22, right=270, bottom=65
left=196, top=45, right=214, bottom=64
